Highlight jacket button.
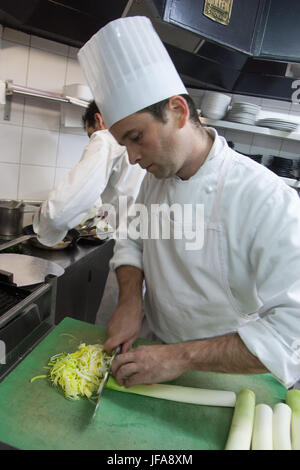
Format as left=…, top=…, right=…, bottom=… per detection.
left=206, top=185, right=214, bottom=193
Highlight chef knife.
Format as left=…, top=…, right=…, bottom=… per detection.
left=92, top=344, right=121, bottom=420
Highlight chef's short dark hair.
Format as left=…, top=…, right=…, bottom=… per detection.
left=138, top=94, right=201, bottom=127
left=82, top=100, right=101, bottom=127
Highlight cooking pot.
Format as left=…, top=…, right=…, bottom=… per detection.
left=0, top=200, right=38, bottom=237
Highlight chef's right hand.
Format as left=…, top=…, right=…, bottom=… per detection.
left=104, top=302, right=143, bottom=354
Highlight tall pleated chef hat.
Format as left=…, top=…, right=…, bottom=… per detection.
left=78, top=16, right=187, bottom=129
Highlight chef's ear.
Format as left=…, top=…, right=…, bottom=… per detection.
left=168, top=95, right=189, bottom=129
left=94, top=112, right=106, bottom=130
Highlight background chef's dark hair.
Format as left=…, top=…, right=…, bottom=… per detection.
left=138, top=94, right=201, bottom=127
left=82, top=100, right=101, bottom=127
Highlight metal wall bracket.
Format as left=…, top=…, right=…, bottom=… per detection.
left=4, top=94, right=12, bottom=121
left=2, top=80, right=89, bottom=122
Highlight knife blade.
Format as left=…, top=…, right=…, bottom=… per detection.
left=91, top=345, right=121, bottom=420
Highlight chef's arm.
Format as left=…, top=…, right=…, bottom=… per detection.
left=104, top=265, right=144, bottom=354
left=111, top=332, right=267, bottom=387
left=34, top=132, right=121, bottom=246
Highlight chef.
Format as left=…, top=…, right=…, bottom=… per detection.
left=33, top=100, right=145, bottom=247
left=78, top=16, right=300, bottom=389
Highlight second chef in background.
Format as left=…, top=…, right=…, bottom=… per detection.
left=33, top=100, right=145, bottom=247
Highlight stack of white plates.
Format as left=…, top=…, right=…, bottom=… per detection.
left=256, top=118, right=299, bottom=132
left=226, top=102, right=261, bottom=125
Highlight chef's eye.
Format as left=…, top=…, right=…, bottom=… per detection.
left=131, top=132, right=142, bottom=143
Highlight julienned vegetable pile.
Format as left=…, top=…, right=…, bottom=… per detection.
left=224, top=388, right=300, bottom=450
left=30, top=343, right=113, bottom=400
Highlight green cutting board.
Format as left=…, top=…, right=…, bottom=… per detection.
left=0, top=317, right=287, bottom=450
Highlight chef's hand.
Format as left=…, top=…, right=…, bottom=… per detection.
left=111, top=344, right=187, bottom=387
left=104, top=303, right=143, bottom=355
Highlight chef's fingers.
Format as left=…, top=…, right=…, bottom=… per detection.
left=113, top=362, right=139, bottom=386
left=111, top=351, right=137, bottom=374
left=104, top=336, right=135, bottom=354
left=121, top=341, right=134, bottom=353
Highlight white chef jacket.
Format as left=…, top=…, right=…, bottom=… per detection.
left=33, top=130, right=145, bottom=246
left=110, top=128, right=300, bottom=388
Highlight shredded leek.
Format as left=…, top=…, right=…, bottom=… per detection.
left=31, top=343, right=113, bottom=400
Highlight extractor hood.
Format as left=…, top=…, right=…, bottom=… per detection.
left=123, top=0, right=300, bottom=101
left=1, top=0, right=300, bottom=102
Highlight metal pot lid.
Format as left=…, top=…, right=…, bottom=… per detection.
left=0, top=254, right=64, bottom=286
left=0, top=200, right=23, bottom=209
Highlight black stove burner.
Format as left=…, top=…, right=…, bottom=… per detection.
left=0, top=283, right=31, bottom=316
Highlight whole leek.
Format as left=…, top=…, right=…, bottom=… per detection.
left=285, top=389, right=300, bottom=450
left=225, top=389, right=256, bottom=450
left=273, top=403, right=292, bottom=450
left=251, top=404, right=273, bottom=450
left=106, top=376, right=236, bottom=407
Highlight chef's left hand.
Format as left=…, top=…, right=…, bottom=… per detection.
left=111, top=344, right=187, bottom=387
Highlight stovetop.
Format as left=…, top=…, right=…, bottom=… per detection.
left=0, top=282, right=32, bottom=316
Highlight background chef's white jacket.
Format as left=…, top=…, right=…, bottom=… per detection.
left=110, top=128, right=300, bottom=388
left=33, top=130, right=145, bottom=246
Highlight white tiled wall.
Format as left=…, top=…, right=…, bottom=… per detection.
left=188, top=89, right=300, bottom=168
left=0, top=25, right=88, bottom=201
left=1, top=24, right=300, bottom=202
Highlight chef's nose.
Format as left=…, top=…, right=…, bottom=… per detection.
left=127, top=148, right=141, bottom=165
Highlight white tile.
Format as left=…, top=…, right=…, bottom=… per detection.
left=57, top=132, right=88, bottom=168
left=68, top=46, right=79, bottom=59
left=27, top=47, right=67, bottom=93
left=280, top=140, right=300, bottom=160
left=23, top=96, right=60, bottom=131
left=19, top=165, right=55, bottom=200
left=261, top=98, right=291, bottom=112
left=0, top=123, right=22, bottom=163
left=21, top=127, right=59, bottom=166
left=250, top=134, right=282, bottom=157
left=0, top=40, right=29, bottom=86
left=187, top=88, right=205, bottom=108
left=0, top=163, right=19, bottom=199
left=0, top=94, right=24, bottom=126
left=30, top=35, right=68, bottom=56
left=3, top=27, right=30, bottom=46
left=231, top=94, right=262, bottom=106
left=54, top=167, right=70, bottom=186
left=225, top=129, right=253, bottom=155
left=290, top=102, right=300, bottom=115
left=217, top=128, right=227, bottom=138
left=65, top=57, right=88, bottom=86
